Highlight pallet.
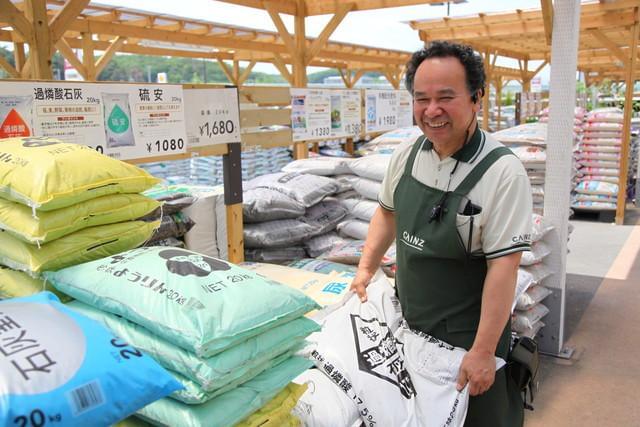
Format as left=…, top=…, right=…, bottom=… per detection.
left=571, top=208, right=616, bottom=223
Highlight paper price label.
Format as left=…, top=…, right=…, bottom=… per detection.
left=184, top=88, right=241, bottom=146
left=291, top=88, right=331, bottom=142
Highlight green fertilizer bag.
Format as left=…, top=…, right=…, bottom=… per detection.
left=45, top=247, right=319, bottom=357
left=0, top=193, right=159, bottom=244
left=0, top=136, right=159, bottom=211
left=136, top=356, right=312, bottom=427
left=67, top=300, right=319, bottom=396
left=0, top=220, right=158, bottom=276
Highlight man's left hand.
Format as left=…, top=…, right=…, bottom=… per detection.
left=456, top=348, right=496, bottom=396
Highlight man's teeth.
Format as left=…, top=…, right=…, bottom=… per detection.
left=427, top=122, right=447, bottom=128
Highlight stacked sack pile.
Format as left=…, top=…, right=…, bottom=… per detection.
left=0, top=136, right=160, bottom=300
left=142, top=184, right=197, bottom=249
left=511, top=214, right=555, bottom=339
left=243, top=172, right=348, bottom=264
left=572, top=108, right=624, bottom=211
left=44, top=246, right=321, bottom=427
left=355, top=126, right=423, bottom=156
left=137, top=157, right=191, bottom=185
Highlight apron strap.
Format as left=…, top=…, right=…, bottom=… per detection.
left=453, top=145, right=514, bottom=195
left=403, top=135, right=427, bottom=177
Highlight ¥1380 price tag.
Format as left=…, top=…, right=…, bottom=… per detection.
left=184, top=88, right=241, bottom=147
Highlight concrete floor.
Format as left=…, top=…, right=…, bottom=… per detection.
left=524, top=207, right=640, bottom=427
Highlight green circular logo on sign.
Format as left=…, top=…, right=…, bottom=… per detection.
left=107, top=105, right=130, bottom=134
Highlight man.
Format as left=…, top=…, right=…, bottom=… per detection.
left=350, top=41, right=532, bottom=426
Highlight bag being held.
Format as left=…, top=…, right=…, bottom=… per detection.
left=508, top=336, right=539, bottom=410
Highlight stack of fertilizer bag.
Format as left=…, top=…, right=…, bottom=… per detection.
left=290, top=273, right=506, bottom=427
left=142, top=184, right=228, bottom=259
left=511, top=213, right=556, bottom=340
left=0, top=136, right=160, bottom=301
left=572, top=108, right=624, bottom=212
left=629, top=121, right=640, bottom=202
left=243, top=172, right=349, bottom=264
left=43, top=246, right=321, bottom=427
left=355, top=126, right=423, bottom=156
left=318, top=138, right=352, bottom=158
left=139, top=157, right=192, bottom=185
left=141, top=184, right=196, bottom=249
left=1, top=292, right=182, bottom=426
left=493, top=118, right=582, bottom=216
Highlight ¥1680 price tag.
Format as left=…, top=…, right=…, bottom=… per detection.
left=184, top=88, right=241, bottom=147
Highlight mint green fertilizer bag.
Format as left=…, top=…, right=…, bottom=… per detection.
left=45, top=247, right=319, bottom=358
left=136, top=356, right=312, bottom=427
left=67, top=300, right=318, bottom=397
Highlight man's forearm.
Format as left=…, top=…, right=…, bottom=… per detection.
left=358, top=206, right=396, bottom=273
left=471, top=252, right=522, bottom=355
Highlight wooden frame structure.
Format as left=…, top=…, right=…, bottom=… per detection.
left=410, top=0, right=640, bottom=224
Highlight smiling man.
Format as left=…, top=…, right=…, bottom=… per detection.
left=351, top=41, right=533, bottom=426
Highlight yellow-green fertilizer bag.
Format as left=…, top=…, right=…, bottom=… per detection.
left=44, top=247, right=320, bottom=358
left=0, top=266, right=72, bottom=301
left=136, top=356, right=312, bottom=427
left=67, top=299, right=319, bottom=399
left=0, top=220, right=158, bottom=276
left=0, top=193, right=160, bottom=244
left=0, top=136, right=159, bottom=211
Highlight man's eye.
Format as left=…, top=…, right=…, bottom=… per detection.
left=440, top=96, right=454, bottom=101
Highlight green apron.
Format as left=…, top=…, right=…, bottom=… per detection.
left=393, top=136, right=523, bottom=427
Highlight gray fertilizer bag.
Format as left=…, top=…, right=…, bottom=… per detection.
left=244, top=172, right=339, bottom=207
left=136, top=356, right=312, bottom=427
left=243, top=187, right=306, bottom=223
left=245, top=247, right=307, bottom=264
left=102, top=93, right=136, bottom=148
left=304, top=232, right=353, bottom=258
left=244, top=219, right=315, bottom=248
left=301, top=199, right=348, bottom=236
left=44, top=247, right=319, bottom=358
left=288, top=258, right=358, bottom=277
left=67, top=300, right=318, bottom=395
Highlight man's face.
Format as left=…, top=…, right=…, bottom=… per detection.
left=412, top=56, right=480, bottom=148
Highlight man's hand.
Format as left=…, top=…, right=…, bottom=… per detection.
left=350, top=268, right=375, bottom=302
left=456, top=348, right=496, bottom=396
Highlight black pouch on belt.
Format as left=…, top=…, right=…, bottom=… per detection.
left=507, top=336, right=540, bottom=410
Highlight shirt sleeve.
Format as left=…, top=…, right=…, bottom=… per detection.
left=378, top=142, right=415, bottom=212
left=481, top=158, right=533, bottom=259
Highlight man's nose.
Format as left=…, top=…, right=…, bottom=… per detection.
left=423, top=101, right=442, bottom=118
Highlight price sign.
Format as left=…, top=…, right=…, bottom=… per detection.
left=291, top=88, right=331, bottom=142
left=331, top=90, right=362, bottom=139
left=184, top=87, right=240, bottom=146
left=397, top=90, right=413, bottom=127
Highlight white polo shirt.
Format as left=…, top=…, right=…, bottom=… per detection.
left=378, top=125, right=532, bottom=259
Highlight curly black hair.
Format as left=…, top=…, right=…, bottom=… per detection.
left=405, top=40, right=485, bottom=101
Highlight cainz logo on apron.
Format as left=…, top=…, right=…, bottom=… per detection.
left=400, top=230, right=424, bottom=251
left=350, top=314, right=416, bottom=399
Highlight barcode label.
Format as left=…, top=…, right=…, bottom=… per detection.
left=68, top=380, right=105, bottom=416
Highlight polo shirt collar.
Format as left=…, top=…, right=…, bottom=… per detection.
left=421, top=124, right=483, bottom=163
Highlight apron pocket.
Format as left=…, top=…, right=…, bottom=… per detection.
left=456, top=213, right=481, bottom=254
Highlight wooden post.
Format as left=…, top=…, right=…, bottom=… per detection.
left=24, top=0, right=52, bottom=79
left=496, top=77, right=503, bottom=131
left=615, top=8, right=639, bottom=224
left=292, top=0, right=308, bottom=160
left=13, top=42, right=26, bottom=73
left=226, top=204, right=244, bottom=263
left=82, top=32, right=95, bottom=80
left=482, top=51, right=491, bottom=131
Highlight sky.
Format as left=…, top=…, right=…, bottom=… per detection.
left=90, top=0, right=549, bottom=82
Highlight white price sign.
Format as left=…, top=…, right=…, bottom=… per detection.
left=291, top=88, right=331, bottom=141
left=365, top=90, right=398, bottom=133
left=397, top=90, right=413, bottom=128
left=184, top=87, right=240, bottom=146
left=330, top=90, right=362, bottom=138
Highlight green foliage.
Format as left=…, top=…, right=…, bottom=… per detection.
left=503, top=90, right=514, bottom=106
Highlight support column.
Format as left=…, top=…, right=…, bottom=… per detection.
left=616, top=8, right=639, bottom=224
left=292, top=0, right=308, bottom=159
left=495, top=77, right=503, bottom=131
left=540, top=0, right=581, bottom=357
left=482, top=51, right=491, bottom=131
left=24, top=0, right=52, bottom=79
left=82, top=32, right=95, bottom=80
left=13, top=42, right=26, bottom=73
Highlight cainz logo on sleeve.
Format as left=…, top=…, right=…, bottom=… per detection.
left=401, top=231, right=424, bottom=251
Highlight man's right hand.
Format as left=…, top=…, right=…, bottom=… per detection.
left=350, top=268, right=375, bottom=302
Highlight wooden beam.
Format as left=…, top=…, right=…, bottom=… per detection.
left=352, top=69, right=366, bottom=87
left=482, top=50, right=490, bottom=131
left=339, top=68, right=352, bottom=87
left=0, top=53, right=19, bottom=78
left=293, top=0, right=306, bottom=87
left=531, top=60, right=548, bottom=77
left=304, top=0, right=456, bottom=16
left=272, top=53, right=292, bottom=85
left=0, top=0, right=33, bottom=42
left=588, top=28, right=629, bottom=67
left=219, top=0, right=297, bottom=16
left=304, top=3, right=352, bottom=65
left=232, top=59, right=240, bottom=83
left=540, top=0, right=553, bottom=45
left=616, top=7, right=639, bottom=224
left=237, top=60, right=256, bottom=86
left=55, top=37, right=87, bottom=79
left=82, top=32, right=95, bottom=80
left=25, top=0, right=52, bottom=79
left=217, top=59, right=237, bottom=85
left=49, top=0, right=91, bottom=43
left=13, top=42, right=26, bottom=72
left=225, top=203, right=244, bottom=264
left=94, top=36, right=126, bottom=77
left=265, top=1, right=296, bottom=54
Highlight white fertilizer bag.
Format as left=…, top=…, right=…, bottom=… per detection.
left=245, top=172, right=339, bottom=207
left=512, top=303, right=550, bottom=334
left=282, top=156, right=353, bottom=176
left=348, top=154, right=392, bottom=182
left=182, top=185, right=226, bottom=258
left=520, top=241, right=551, bottom=266
left=350, top=177, right=383, bottom=201
left=515, top=285, right=553, bottom=311
left=337, top=217, right=370, bottom=240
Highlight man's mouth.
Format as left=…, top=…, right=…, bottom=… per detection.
left=425, top=121, right=447, bottom=129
